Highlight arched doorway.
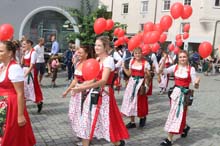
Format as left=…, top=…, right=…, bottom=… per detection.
left=19, top=6, right=79, bottom=53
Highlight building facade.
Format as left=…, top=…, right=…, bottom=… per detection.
left=102, top=0, right=220, bottom=56
left=0, top=0, right=98, bottom=52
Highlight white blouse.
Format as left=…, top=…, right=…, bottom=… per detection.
left=24, top=50, right=37, bottom=64
left=101, top=56, right=115, bottom=71
left=164, top=64, right=197, bottom=85
left=129, top=59, right=151, bottom=71
left=0, top=63, right=24, bottom=83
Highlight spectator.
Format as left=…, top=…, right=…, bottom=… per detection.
left=46, top=34, right=59, bottom=76
left=64, top=40, right=75, bottom=81
left=34, top=38, right=45, bottom=85
left=51, top=54, right=60, bottom=87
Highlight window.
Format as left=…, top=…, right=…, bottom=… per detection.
left=141, top=1, right=149, bottom=13
left=140, top=24, right=144, bottom=31
left=180, top=22, right=190, bottom=34
left=215, top=0, right=220, bottom=6
left=122, top=3, right=129, bottom=14
left=163, top=0, right=171, bottom=10
left=184, top=0, right=191, bottom=5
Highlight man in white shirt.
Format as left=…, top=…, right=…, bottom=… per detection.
left=34, top=38, right=45, bottom=85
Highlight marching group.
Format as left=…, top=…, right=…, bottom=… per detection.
left=62, top=36, right=200, bottom=146
left=0, top=35, right=200, bottom=146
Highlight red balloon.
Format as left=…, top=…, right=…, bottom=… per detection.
left=170, top=2, right=184, bottom=19
left=159, top=33, right=167, bottom=43
left=139, top=31, right=144, bottom=38
left=124, top=36, right=129, bottom=43
left=134, top=34, right=142, bottom=45
left=173, top=47, right=180, bottom=54
left=151, top=43, right=160, bottom=53
left=114, top=40, right=120, bottom=47
left=113, top=28, right=120, bottom=36
left=142, top=44, right=151, bottom=55
left=183, top=32, right=189, bottom=40
left=128, top=37, right=138, bottom=51
left=175, top=34, right=182, bottom=40
left=93, top=18, right=106, bottom=35
left=117, top=29, right=125, bottom=37
left=144, top=22, right=154, bottom=33
left=82, top=59, right=100, bottom=80
left=176, top=39, right=183, bottom=47
left=143, top=32, right=151, bottom=44
left=183, top=24, right=190, bottom=32
left=117, top=37, right=125, bottom=45
left=160, top=15, right=173, bottom=31
left=149, top=31, right=160, bottom=44
left=153, top=23, right=164, bottom=35
left=105, top=19, right=114, bottom=31
left=168, top=44, right=175, bottom=51
left=198, top=42, right=213, bottom=58
left=181, top=5, right=193, bottom=19
left=0, top=24, right=14, bottom=41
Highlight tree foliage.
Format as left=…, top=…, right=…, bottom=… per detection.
left=66, top=1, right=125, bottom=46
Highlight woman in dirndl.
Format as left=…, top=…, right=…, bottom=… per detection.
left=62, top=45, right=94, bottom=136
left=159, top=50, right=200, bottom=146
left=21, top=39, right=43, bottom=113
left=0, top=41, right=36, bottom=146
left=72, top=36, right=129, bottom=146
left=158, top=51, right=173, bottom=94
left=121, top=47, right=151, bottom=128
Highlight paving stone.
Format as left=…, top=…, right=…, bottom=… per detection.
left=27, top=71, right=220, bottom=146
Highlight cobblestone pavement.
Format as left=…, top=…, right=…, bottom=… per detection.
left=27, top=71, right=220, bottom=146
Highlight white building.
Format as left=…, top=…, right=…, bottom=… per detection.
left=0, top=0, right=98, bottom=52
left=100, top=0, right=220, bottom=55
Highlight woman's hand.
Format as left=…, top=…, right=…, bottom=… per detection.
left=62, top=90, right=68, bottom=98
left=194, top=77, right=200, bottom=89
left=72, top=85, right=84, bottom=93
left=18, top=115, right=26, bottom=127
left=157, top=74, right=161, bottom=83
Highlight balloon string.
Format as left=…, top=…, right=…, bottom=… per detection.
left=123, top=57, right=132, bottom=61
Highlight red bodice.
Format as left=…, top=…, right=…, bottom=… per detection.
left=75, top=75, right=85, bottom=83
left=174, top=65, right=191, bottom=87
left=23, top=49, right=34, bottom=67
left=130, top=59, right=145, bottom=77
left=0, top=60, right=17, bottom=96
left=96, top=64, right=114, bottom=85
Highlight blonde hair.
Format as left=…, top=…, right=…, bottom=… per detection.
left=133, top=47, right=142, bottom=53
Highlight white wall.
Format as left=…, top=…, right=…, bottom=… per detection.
left=111, top=0, right=220, bottom=49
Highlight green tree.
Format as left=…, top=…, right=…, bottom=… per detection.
left=66, top=1, right=125, bottom=46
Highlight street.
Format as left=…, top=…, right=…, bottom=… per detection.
left=27, top=71, right=220, bottom=146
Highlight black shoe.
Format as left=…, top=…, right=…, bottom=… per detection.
left=160, top=138, right=172, bottom=146
left=37, top=102, right=43, bottom=113
left=126, top=122, right=136, bottom=129
left=139, top=117, right=146, bottom=128
left=181, top=125, right=190, bottom=138
left=119, top=140, right=125, bottom=146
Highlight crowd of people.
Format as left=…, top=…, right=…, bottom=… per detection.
left=0, top=34, right=202, bottom=146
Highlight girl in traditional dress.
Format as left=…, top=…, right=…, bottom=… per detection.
left=21, top=40, right=43, bottom=113
left=159, top=50, right=200, bottom=146
left=158, top=51, right=173, bottom=94
left=72, top=36, right=129, bottom=146
left=62, top=45, right=93, bottom=137
left=0, top=41, right=36, bottom=146
left=50, top=54, right=60, bottom=87
left=121, top=48, right=151, bottom=128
